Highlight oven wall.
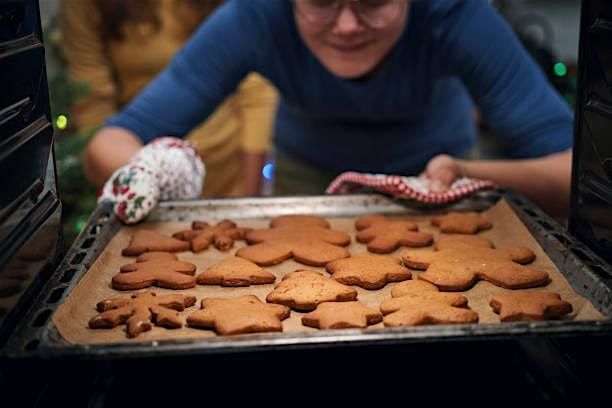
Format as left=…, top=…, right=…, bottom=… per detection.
left=569, top=0, right=612, bottom=265
left=0, top=0, right=63, bottom=346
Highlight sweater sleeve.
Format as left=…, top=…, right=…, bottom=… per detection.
left=434, top=0, right=573, bottom=158
left=105, top=0, right=265, bottom=143
left=60, top=0, right=118, bottom=131
left=236, top=73, right=278, bottom=153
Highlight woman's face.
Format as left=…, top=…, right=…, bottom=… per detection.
left=294, top=0, right=409, bottom=79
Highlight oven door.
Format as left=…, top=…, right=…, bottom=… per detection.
left=0, top=0, right=63, bottom=346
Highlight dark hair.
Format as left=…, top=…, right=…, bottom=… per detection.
left=94, top=0, right=225, bottom=41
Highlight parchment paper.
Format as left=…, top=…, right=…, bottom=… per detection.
left=52, top=199, right=607, bottom=345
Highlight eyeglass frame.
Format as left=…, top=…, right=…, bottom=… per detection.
left=293, top=0, right=407, bottom=29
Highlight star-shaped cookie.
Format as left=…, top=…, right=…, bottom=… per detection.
left=431, top=211, right=492, bottom=234
left=326, top=253, right=412, bottom=289
left=354, top=215, right=433, bottom=253
left=402, top=247, right=549, bottom=291
left=89, top=291, right=196, bottom=338
left=266, top=270, right=358, bottom=311
left=380, top=280, right=478, bottom=326
left=302, top=301, right=383, bottom=329
left=187, top=295, right=290, bottom=335
left=490, top=291, right=573, bottom=322
left=196, top=257, right=276, bottom=287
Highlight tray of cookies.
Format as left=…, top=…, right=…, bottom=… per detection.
left=5, top=190, right=612, bottom=358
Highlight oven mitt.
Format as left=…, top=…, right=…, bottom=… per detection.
left=99, top=137, right=205, bottom=224
left=326, top=171, right=496, bottom=204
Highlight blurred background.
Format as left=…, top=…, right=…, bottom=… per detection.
left=39, top=0, right=581, bottom=247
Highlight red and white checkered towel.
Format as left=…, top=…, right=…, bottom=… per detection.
left=326, top=171, right=496, bottom=204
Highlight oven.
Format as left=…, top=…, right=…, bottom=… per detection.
left=1, top=0, right=612, bottom=405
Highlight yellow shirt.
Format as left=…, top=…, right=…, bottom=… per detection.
left=60, top=0, right=278, bottom=197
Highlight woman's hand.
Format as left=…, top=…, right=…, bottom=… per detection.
left=420, top=154, right=465, bottom=193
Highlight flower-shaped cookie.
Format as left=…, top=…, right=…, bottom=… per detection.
left=187, top=295, right=290, bottom=335
left=302, top=301, right=382, bottom=329
left=355, top=215, right=433, bottom=253
left=326, top=253, right=412, bottom=290
left=89, top=291, right=196, bottom=338
left=490, top=291, right=573, bottom=322
left=266, top=270, right=357, bottom=311
left=173, top=219, right=251, bottom=252
left=236, top=218, right=351, bottom=266
left=380, top=280, right=478, bottom=326
left=402, top=247, right=549, bottom=291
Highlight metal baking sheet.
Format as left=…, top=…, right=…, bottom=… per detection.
left=4, top=191, right=612, bottom=359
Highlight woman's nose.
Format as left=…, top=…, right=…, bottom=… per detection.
left=331, top=4, right=363, bottom=34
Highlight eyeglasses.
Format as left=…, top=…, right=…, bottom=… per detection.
left=294, top=0, right=405, bottom=29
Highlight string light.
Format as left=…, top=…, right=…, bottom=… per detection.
left=262, top=163, right=275, bottom=181
left=553, top=62, right=568, bottom=77
left=56, top=114, right=68, bottom=130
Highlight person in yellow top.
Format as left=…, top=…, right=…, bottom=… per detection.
left=59, top=0, right=278, bottom=197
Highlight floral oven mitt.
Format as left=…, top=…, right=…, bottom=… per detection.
left=99, top=137, right=205, bottom=224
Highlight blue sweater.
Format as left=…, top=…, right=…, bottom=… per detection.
left=107, top=0, right=573, bottom=175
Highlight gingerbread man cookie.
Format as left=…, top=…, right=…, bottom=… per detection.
left=354, top=215, right=433, bottom=253
left=187, top=295, right=290, bottom=335
left=196, top=257, right=276, bottom=287
left=89, top=291, right=196, bottom=338
left=113, top=252, right=197, bottom=290
left=122, top=230, right=190, bottom=256
left=236, top=218, right=350, bottom=266
left=380, top=280, right=478, bottom=326
left=490, top=291, right=573, bottom=322
left=402, top=247, right=548, bottom=291
left=302, top=301, right=382, bottom=330
left=431, top=211, right=492, bottom=234
left=173, top=220, right=251, bottom=252
left=326, top=253, right=412, bottom=290
left=266, top=270, right=358, bottom=311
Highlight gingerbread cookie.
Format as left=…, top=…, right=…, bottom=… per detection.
left=302, top=301, right=382, bottom=330
left=326, top=253, right=412, bottom=290
left=431, top=211, right=492, bottom=234
left=270, top=215, right=330, bottom=228
left=187, top=295, right=290, bottom=335
left=113, top=252, right=197, bottom=290
left=390, top=279, right=469, bottom=306
left=122, top=230, right=190, bottom=256
left=402, top=247, right=548, bottom=291
left=197, top=257, right=276, bottom=287
left=173, top=220, right=251, bottom=252
left=380, top=280, right=478, bottom=326
left=266, top=270, right=358, bottom=311
left=354, top=215, right=433, bottom=253
left=236, top=219, right=350, bottom=266
left=434, top=235, right=494, bottom=251
left=89, top=291, right=196, bottom=338
left=490, top=291, right=573, bottom=322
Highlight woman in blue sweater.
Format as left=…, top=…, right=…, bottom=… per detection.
left=87, top=0, right=573, bottom=216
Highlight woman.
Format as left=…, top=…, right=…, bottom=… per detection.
left=88, top=0, right=573, bottom=215
left=61, top=0, right=278, bottom=196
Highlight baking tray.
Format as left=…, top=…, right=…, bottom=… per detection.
left=3, top=190, right=612, bottom=360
